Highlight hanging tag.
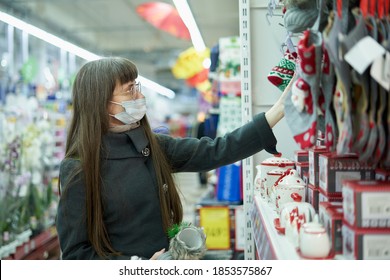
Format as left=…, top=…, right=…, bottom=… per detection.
left=344, top=36, right=387, bottom=75
left=370, top=52, right=390, bottom=91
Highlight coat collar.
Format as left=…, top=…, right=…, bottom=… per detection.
left=102, top=126, right=149, bottom=159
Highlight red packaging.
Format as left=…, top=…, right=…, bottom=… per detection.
left=294, top=150, right=309, bottom=163
left=308, top=146, right=328, bottom=187
left=296, top=162, right=309, bottom=178
left=318, top=153, right=375, bottom=193
left=319, top=202, right=343, bottom=254
left=375, top=168, right=390, bottom=181
left=342, top=222, right=390, bottom=260
left=318, top=187, right=343, bottom=203
left=302, top=171, right=309, bottom=203
left=342, top=180, right=390, bottom=228
left=307, top=183, right=319, bottom=211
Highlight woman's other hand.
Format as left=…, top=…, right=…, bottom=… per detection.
left=150, top=248, right=166, bottom=260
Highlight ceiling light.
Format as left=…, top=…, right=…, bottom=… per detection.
left=0, top=10, right=175, bottom=98
left=172, top=0, right=206, bottom=52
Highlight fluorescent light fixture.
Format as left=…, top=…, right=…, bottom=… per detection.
left=0, top=10, right=175, bottom=99
left=137, top=75, right=175, bottom=99
left=173, top=0, right=206, bottom=52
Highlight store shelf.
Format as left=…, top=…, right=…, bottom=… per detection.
left=251, top=195, right=300, bottom=260
left=3, top=226, right=60, bottom=260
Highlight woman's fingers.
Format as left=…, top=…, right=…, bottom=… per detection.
left=150, top=248, right=166, bottom=260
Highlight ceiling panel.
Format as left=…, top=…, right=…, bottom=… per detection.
left=0, top=0, right=240, bottom=89
left=0, top=0, right=239, bottom=54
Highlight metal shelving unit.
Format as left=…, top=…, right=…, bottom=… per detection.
left=239, top=0, right=299, bottom=259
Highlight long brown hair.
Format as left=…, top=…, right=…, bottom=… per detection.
left=62, top=57, right=182, bottom=258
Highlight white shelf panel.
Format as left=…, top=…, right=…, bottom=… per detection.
left=251, top=195, right=300, bottom=260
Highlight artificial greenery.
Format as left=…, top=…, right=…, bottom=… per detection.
left=167, top=222, right=191, bottom=239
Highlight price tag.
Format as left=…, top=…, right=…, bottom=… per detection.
left=344, top=36, right=386, bottom=75
left=370, top=52, right=390, bottom=91
left=199, top=207, right=230, bottom=250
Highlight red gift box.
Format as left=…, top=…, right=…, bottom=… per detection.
left=318, top=187, right=343, bottom=203
left=307, top=183, right=319, bottom=211
left=318, top=153, right=375, bottom=193
left=319, top=202, right=343, bottom=254
left=296, top=161, right=309, bottom=178
left=375, top=168, right=390, bottom=181
left=342, top=180, right=390, bottom=228
left=294, top=150, right=309, bottom=163
left=342, top=222, right=390, bottom=260
left=308, top=146, right=328, bottom=187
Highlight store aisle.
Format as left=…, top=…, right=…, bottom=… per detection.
left=174, top=172, right=209, bottom=225
left=174, top=172, right=236, bottom=260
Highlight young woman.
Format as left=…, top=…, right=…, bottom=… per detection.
left=56, top=57, right=292, bottom=259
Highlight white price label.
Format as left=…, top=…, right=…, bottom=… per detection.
left=344, top=36, right=387, bottom=75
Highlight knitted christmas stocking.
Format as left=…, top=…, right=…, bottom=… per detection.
left=283, top=0, right=329, bottom=34
left=285, top=29, right=323, bottom=149
left=373, top=87, right=387, bottom=166
left=359, top=80, right=379, bottom=163
left=325, top=13, right=354, bottom=155
left=267, top=50, right=297, bottom=92
left=359, top=17, right=380, bottom=163
left=339, top=15, right=370, bottom=154
left=373, top=21, right=390, bottom=166
left=320, top=45, right=338, bottom=151
left=385, top=95, right=390, bottom=168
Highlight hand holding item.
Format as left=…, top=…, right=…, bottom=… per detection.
left=265, top=72, right=296, bottom=128
left=150, top=248, right=166, bottom=260
left=157, top=222, right=207, bottom=260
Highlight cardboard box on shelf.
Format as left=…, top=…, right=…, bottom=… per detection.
left=307, top=183, right=319, bottom=212
left=318, top=153, right=375, bottom=193
left=375, top=168, right=390, bottom=181
left=294, top=150, right=309, bottom=163
left=308, top=146, right=328, bottom=187
left=319, top=202, right=343, bottom=255
left=296, top=162, right=309, bottom=178
left=342, top=180, right=390, bottom=228
left=342, top=222, right=390, bottom=260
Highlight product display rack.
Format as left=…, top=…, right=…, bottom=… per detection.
left=2, top=226, right=59, bottom=260
left=251, top=196, right=299, bottom=259
left=239, top=0, right=299, bottom=260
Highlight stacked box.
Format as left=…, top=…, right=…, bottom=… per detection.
left=318, top=153, right=375, bottom=194
left=318, top=188, right=343, bottom=204
left=319, top=202, right=343, bottom=254
left=341, top=180, right=390, bottom=259
left=375, top=168, right=390, bottom=181
left=294, top=150, right=309, bottom=163
left=308, top=146, right=328, bottom=187
left=296, top=162, right=309, bottom=178
left=307, top=183, right=319, bottom=211
left=342, top=223, right=390, bottom=260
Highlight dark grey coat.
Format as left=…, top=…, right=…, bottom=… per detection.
left=56, top=112, right=277, bottom=259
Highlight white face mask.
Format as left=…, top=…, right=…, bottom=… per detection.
left=109, top=98, right=147, bottom=124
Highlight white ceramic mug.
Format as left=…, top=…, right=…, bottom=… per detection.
left=299, top=223, right=331, bottom=258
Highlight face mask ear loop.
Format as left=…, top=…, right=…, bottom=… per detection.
left=109, top=100, right=122, bottom=106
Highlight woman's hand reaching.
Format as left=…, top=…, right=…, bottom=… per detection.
left=265, top=73, right=296, bottom=128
